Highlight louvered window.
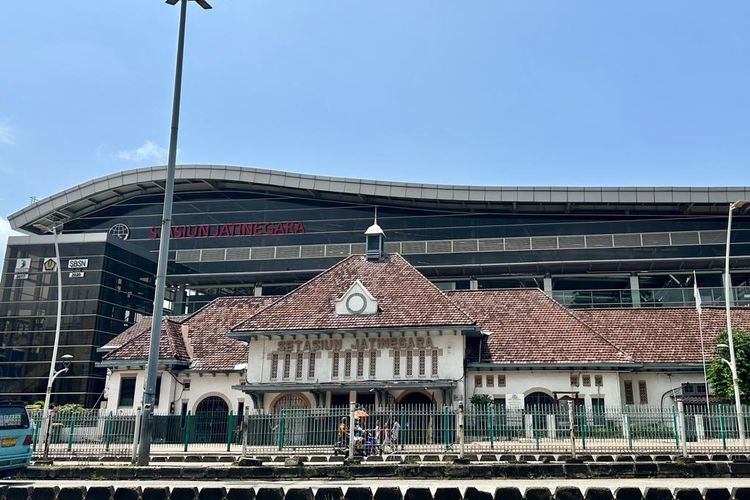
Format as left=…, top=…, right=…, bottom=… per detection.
left=624, top=380, right=634, bottom=405
left=344, top=352, right=352, bottom=377
left=270, top=354, right=278, bottom=380
left=332, top=351, right=339, bottom=378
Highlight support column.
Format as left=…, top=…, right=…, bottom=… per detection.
left=723, top=273, right=733, bottom=306
left=469, top=278, right=479, bottom=290
left=253, top=283, right=263, bottom=297
left=543, top=276, right=552, bottom=293
left=173, top=284, right=186, bottom=315
left=629, top=274, right=641, bottom=308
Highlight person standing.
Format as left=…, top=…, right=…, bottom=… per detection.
left=374, top=420, right=382, bottom=444
left=338, top=417, right=348, bottom=447
left=390, top=419, right=401, bottom=450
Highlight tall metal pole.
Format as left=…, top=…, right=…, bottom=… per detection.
left=137, top=0, right=188, bottom=466
left=41, top=226, right=64, bottom=444
left=725, top=201, right=746, bottom=448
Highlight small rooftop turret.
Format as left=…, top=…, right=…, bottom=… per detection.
left=365, top=208, right=385, bottom=260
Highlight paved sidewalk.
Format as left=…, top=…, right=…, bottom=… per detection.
left=4, top=478, right=750, bottom=491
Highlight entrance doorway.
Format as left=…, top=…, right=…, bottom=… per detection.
left=398, top=391, right=433, bottom=406
left=356, top=392, right=376, bottom=406
left=271, top=393, right=310, bottom=447
left=397, top=391, right=435, bottom=446
left=524, top=391, right=555, bottom=408
left=194, top=396, right=229, bottom=443
left=330, top=393, right=350, bottom=407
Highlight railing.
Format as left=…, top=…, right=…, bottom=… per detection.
left=28, top=403, right=750, bottom=460
left=29, top=409, right=243, bottom=460
left=240, top=403, right=750, bottom=456
left=551, top=286, right=750, bottom=309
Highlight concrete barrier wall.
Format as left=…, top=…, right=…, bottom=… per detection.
left=10, top=460, right=750, bottom=481
left=2, top=486, right=750, bottom=500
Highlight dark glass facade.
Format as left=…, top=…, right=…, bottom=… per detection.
left=60, top=188, right=750, bottom=311
left=0, top=236, right=155, bottom=406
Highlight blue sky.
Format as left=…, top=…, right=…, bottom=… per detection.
left=1, top=1, right=750, bottom=254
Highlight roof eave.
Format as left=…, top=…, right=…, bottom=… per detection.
left=229, top=324, right=479, bottom=339
left=467, top=361, right=640, bottom=370
left=96, top=359, right=190, bottom=368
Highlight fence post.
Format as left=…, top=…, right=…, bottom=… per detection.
left=104, top=411, right=113, bottom=452
left=242, top=407, right=249, bottom=457
left=458, top=401, right=465, bottom=459
left=66, top=412, right=77, bottom=452
left=442, top=406, right=449, bottom=449
left=348, top=401, right=355, bottom=459
left=131, top=409, right=142, bottom=464
left=277, top=409, right=285, bottom=451
left=579, top=407, right=586, bottom=450
left=226, top=411, right=234, bottom=452
left=32, top=414, right=41, bottom=452
left=568, top=402, right=576, bottom=459
left=487, top=404, right=494, bottom=449
left=623, top=406, right=632, bottom=449
left=719, top=404, right=727, bottom=450
left=41, top=409, right=55, bottom=462
left=677, top=401, right=688, bottom=457
left=183, top=411, right=191, bottom=452
left=399, top=408, right=406, bottom=448
left=671, top=405, right=680, bottom=449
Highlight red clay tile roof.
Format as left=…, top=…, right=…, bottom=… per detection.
left=101, top=316, right=154, bottom=351
left=103, top=317, right=189, bottom=363
left=182, top=296, right=276, bottom=370
left=102, top=297, right=275, bottom=370
left=232, top=254, right=475, bottom=333
left=574, top=307, right=750, bottom=364
left=447, top=289, right=633, bottom=365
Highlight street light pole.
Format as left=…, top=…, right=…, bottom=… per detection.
left=725, top=200, right=748, bottom=448
left=42, top=226, right=64, bottom=429
left=137, top=0, right=211, bottom=466
left=40, top=354, right=74, bottom=463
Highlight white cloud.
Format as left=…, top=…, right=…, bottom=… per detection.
left=0, top=121, right=15, bottom=146
left=0, top=216, right=21, bottom=266
left=117, top=140, right=167, bottom=163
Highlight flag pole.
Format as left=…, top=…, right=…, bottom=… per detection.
left=694, top=271, right=710, bottom=411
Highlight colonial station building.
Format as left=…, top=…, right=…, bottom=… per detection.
left=2, top=165, right=749, bottom=405
left=98, top=224, right=750, bottom=416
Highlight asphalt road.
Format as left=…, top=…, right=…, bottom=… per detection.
left=2, top=479, right=750, bottom=491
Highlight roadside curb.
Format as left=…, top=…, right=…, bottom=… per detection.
left=11, top=460, right=750, bottom=481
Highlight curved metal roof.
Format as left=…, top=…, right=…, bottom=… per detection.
left=9, top=164, right=750, bottom=233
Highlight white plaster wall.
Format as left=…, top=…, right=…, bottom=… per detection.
left=246, top=330, right=466, bottom=411
left=618, top=372, right=707, bottom=409
left=183, top=372, right=246, bottom=414
left=247, top=331, right=464, bottom=385
left=466, top=370, right=621, bottom=411
left=103, top=368, right=244, bottom=415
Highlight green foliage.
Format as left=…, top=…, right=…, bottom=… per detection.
left=707, top=328, right=750, bottom=400
left=54, top=403, right=85, bottom=413
left=470, top=394, right=493, bottom=407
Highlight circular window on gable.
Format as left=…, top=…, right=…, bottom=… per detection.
left=345, top=292, right=367, bottom=314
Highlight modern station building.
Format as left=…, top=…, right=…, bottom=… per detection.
left=1, top=165, right=749, bottom=406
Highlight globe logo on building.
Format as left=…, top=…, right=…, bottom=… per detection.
left=109, top=223, right=130, bottom=240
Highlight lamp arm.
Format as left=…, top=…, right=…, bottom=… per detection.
left=51, top=366, right=69, bottom=383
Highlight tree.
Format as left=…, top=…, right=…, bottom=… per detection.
left=707, top=328, right=750, bottom=400
left=470, top=394, right=493, bottom=407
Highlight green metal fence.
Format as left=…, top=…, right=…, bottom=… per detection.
left=242, top=403, right=750, bottom=456
left=27, top=403, right=750, bottom=459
